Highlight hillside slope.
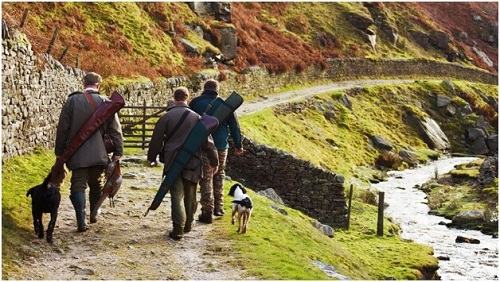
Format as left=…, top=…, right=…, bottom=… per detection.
left=1, top=2, right=497, bottom=81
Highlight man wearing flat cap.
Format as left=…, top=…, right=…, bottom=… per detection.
left=55, top=71, right=123, bottom=232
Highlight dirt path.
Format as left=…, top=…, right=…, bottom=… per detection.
left=12, top=78, right=417, bottom=280
left=236, top=79, right=416, bottom=116
left=13, top=157, right=254, bottom=280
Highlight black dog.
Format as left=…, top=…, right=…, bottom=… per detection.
left=26, top=173, right=61, bottom=243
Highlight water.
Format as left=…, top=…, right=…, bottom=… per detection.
left=371, top=157, right=498, bottom=280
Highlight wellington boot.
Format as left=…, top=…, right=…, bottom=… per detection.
left=70, top=192, right=88, bottom=232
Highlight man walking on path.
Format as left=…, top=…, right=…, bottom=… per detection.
left=189, top=79, right=244, bottom=223
left=147, top=87, right=218, bottom=239
left=55, top=72, right=124, bottom=232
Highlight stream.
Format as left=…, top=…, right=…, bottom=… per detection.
left=371, top=157, right=498, bottom=280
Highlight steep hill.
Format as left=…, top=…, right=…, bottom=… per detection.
left=1, top=2, right=497, bottom=81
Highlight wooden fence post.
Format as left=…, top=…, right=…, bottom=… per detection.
left=58, top=43, right=72, bottom=62
left=346, top=184, right=353, bottom=230
left=142, top=99, right=147, bottom=150
left=20, top=9, right=29, bottom=28
left=46, top=27, right=59, bottom=55
left=377, top=191, right=385, bottom=236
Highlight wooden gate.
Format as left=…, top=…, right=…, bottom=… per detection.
left=119, top=100, right=167, bottom=149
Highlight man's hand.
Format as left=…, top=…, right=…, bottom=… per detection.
left=211, top=166, right=218, bottom=175
left=234, top=147, right=244, bottom=155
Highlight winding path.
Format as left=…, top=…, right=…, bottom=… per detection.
left=237, top=78, right=416, bottom=116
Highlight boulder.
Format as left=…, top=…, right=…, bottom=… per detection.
left=455, top=235, right=480, bottom=244
left=466, top=127, right=487, bottom=141
left=471, top=138, right=490, bottom=155
left=370, top=135, right=393, bottom=151
left=418, top=117, right=450, bottom=150
left=486, top=135, right=498, bottom=155
left=431, top=30, right=450, bottom=49
left=410, top=31, right=430, bottom=49
left=179, top=38, right=199, bottom=55
left=311, top=220, right=334, bottom=238
left=346, top=12, right=374, bottom=30
left=478, top=156, right=498, bottom=189
left=338, top=94, right=352, bottom=111
left=436, top=95, right=452, bottom=107
left=257, top=188, right=285, bottom=205
left=452, top=210, right=486, bottom=225
left=399, top=149, right=419, bottom=166
left=211, top=2, right=231, bottom=22
left=215, top=26, right=237, bottom=60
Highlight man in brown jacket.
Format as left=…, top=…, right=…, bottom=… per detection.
left=147, top=87, right=218, bottom=240
left=55, top=72, right=124, bottom=232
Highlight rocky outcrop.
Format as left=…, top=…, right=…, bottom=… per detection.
left=478, top=156, right=498, bottom=190
left=364, top=2, right=399, bottom=45
left=466, top=116, right=498, bottom=156
left=418, top=117, right=451, bottom=151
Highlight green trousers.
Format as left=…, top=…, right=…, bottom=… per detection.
left=170, top=176, right=198, bottom=235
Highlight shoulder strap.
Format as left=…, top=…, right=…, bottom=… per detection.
left=204, top=97, right=222, bottom=114
left=83, top=91, right=97, bottom=110
left=164, top=109, right=191, bottom=142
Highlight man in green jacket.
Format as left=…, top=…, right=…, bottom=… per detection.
left=55, top=72, right=123, bottom=232
left=189, top=79, right=244, bottom=223
left=148, top=87, right=218, bottom=239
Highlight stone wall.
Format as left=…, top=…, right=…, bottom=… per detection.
left=2, top=31, right=84, bottom=159
left=226, top=137, right=348, bottom=228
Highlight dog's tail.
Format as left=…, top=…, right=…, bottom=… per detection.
left=232, top=197, right=253, bottom=209
left=26, top=187, right=34, bottom=197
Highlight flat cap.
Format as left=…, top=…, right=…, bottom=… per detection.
left=83, top=72, right=102, bottom=84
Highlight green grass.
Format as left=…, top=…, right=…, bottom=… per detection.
left=216, top=180, right=437, bottom=279
left=3, top=147, right=438, bottom=280
left=1, top=147, right=64, bottom=275
left=424, top=159, right=498, bottom=223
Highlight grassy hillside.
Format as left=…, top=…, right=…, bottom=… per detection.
left=2, top=2, right=497, bottom=81
left=240, top=80, right=498, bottom=179
left=1, top=2, right=498, bottom=279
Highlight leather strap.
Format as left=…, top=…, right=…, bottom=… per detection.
left=83, top=91, right=98, bottom=110
left=164, top=109, right=190, bottom=143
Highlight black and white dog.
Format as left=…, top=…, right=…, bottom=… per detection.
left=26, top=173, right=61, bottom=243
left=228, top=183, right=253, bottom=234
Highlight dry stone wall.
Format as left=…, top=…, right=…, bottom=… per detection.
left=2, top=31, right=83, bottom=159
left=226, top=137, right=348, bottom=228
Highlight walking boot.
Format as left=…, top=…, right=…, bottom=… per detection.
left=70, top=192, right=88, bottom=232
left=169, top=223, right=183, bottom=240
left=198, top=212, right=213, bottom=224
left=89, top=189, right=102, bottom=224
left=214, top=209, right=225, bottom=216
